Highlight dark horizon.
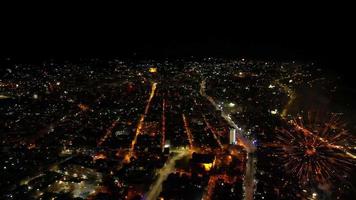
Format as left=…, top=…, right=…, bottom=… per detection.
left=1, top=32, right=353, bottom=86
left=1, top=10, right=354, bottom=85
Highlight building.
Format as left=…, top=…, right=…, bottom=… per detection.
left=229, top=128, right=236, bottom=145
left=191, top=153, right=216, bottom=172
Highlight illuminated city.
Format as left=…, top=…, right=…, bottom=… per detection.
left=0, top=57, right=355, bottom=200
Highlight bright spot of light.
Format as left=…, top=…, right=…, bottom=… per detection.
left=270, top=109, right=278, bottom=115
left=312, top=192, right=317, bottom=198
left=149, top=67, right=157, bottom=73
left=228, top=102, right=235, bottom=107
left=202, top=163, right=213, bottom=171
left=0, top=95, right=10, bottom=99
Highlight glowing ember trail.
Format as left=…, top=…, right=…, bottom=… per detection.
left=129, top=82, right=157, bottom=158
left=268, top=114, right=356, bottom=185
left=290, top=119, right=356, bottom=159
left=161, top=98, right=166, bottom=150
left=182, top=114, right=194, bottom=149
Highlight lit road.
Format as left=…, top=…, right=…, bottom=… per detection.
left=200, top=79, right=257, bottom=200
left=145, top=149, right=190, bottom=200
left=274, top=80, right=296, bottom=119
left=128, top=82, right=157, bottom=159
left=0, top=94, right=11, bottom=99
left=199, top=79, right=255, bottom=153
left=161, top=98, right=166, bottom=150
left=203, top=114, right=223, bottom=149
left=97, top=117, right=120, bottom=146
left=243, top=153, right=257, bottom=200
left=182, top=113, right=194, bottom=150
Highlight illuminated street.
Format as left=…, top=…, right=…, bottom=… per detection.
left=145, top=149, right=190, bottom=200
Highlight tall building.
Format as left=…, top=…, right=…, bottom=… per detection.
left=229, top=128, right=236, bottom=144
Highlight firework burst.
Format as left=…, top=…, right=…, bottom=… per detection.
left=270, top=112, right=355, bottom=186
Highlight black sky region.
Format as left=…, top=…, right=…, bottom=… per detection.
left=0, top=9, right=354, bottom=87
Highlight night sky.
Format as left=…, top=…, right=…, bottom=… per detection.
left=1, top=7, right=354, bottom=81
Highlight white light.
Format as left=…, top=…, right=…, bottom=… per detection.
left=228, top=102, right=235, bottom=107
left=56, top=82, right=61, bottom=86
left=268, top=84, right=275, bottom=89
left=270, top=109, right=278, bottom=115
left=33, top=94, right=38, bottom=99
left=312, top=192, right=317, bottom=197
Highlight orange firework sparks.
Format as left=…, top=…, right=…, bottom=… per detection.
left=290, top=115, right=356, bottom=159
left=268, top=113, right=355, bottom=186
left=182, top=113, right=194, bottom=149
